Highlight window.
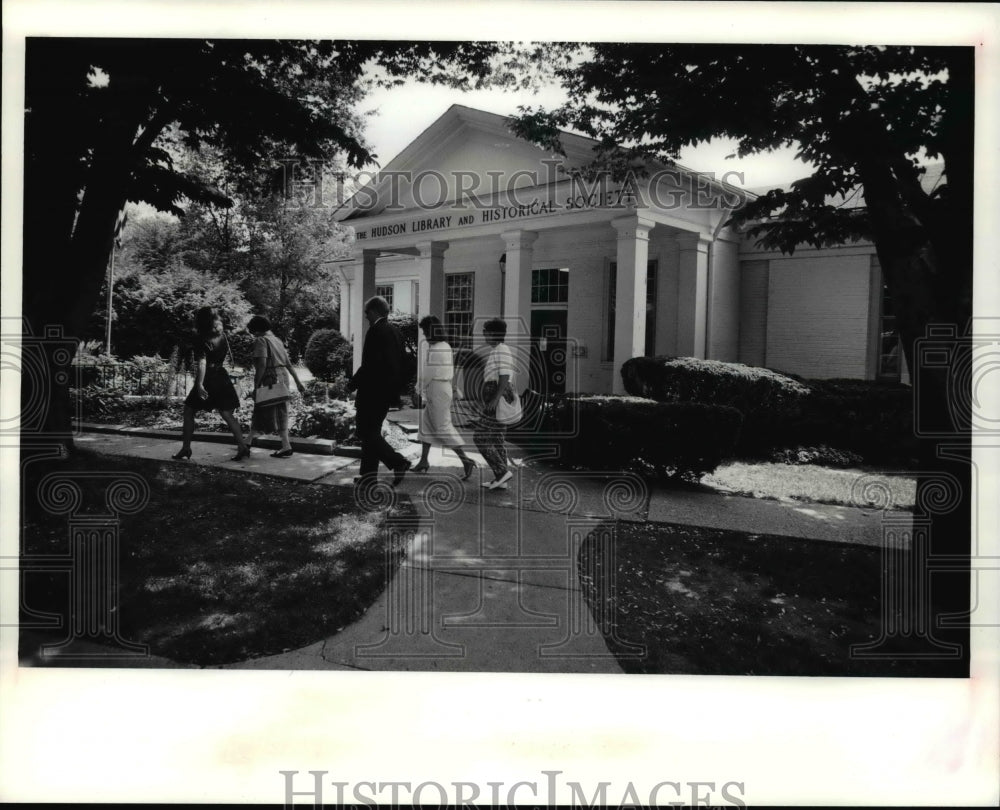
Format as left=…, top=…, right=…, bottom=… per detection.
left=606, top=260, right=658, bottom=360
left=445, top=273, right=474, bottom=348
left=412, top=281, right=420, bottom=315
left=877, top=282, right=901, bottom=379
left=531, top=268, right=569, bottom=304
left=375, top=284, right=394, bottom=311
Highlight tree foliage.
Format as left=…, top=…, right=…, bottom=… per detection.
left=513, top=44, right=974, bottom=625
left=512, top=44, right=973, bottom=375
left=106, top=264, right=252, bottom=360
left=23, top=38, right=511, bottom=440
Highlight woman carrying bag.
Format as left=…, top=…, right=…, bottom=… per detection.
left=245, top=315, right=305, bottom=458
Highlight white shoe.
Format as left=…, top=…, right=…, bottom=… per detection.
left=487, top=471, right=513, bottom=490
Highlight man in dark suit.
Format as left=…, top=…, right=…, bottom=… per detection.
left=347, top=295, right=411, bottom=485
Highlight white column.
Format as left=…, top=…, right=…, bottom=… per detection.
left=415, top=240, right=448, bottom=318
left=611, top=215, right=653, bottom=394
left=415, top=241, right=448, bottom=398
left=676, top=234, right=709, bottom=358
left=350, top=249, right=378, bottom=373
left=501, top=230, right=538, bottom=338
left=338, top=271, right=351, bottom=337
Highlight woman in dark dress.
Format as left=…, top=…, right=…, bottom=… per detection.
left=172, top=306, right=251, bottom=461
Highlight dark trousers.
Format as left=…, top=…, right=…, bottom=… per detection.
left=356, top=400, right=406, bottom=476
left=473, top=417, right=509, bottom=478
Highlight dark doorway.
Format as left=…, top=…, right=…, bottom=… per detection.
left=529, top=309, right=568, bottom=395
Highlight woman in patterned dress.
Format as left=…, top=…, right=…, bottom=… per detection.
left=244, top=315, right=305, bottom=458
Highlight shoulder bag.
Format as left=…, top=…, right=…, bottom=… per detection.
left=255, top=335, right=291, bottom=406
left=495, top=384, right=522, bottom=426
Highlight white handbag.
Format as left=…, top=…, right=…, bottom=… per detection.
left=495, top=389, right=522, bottom=425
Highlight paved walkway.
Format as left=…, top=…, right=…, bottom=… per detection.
left=68, top=417, right=910, bottom=673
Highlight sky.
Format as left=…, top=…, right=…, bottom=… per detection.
left=359, top=77, right=816, bottom=191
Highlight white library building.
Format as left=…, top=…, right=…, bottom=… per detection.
left=333, top=105, right=906, bottom=396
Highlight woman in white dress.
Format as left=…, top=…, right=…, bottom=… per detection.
left=414, top=315, right=477, bottom=479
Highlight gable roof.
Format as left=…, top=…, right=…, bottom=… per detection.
left=334, top=103, right=758, bottom=223
left=334, top=104, right=604, bottom=221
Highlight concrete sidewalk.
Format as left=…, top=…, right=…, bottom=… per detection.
left=72, top=422, right=910, bottom=672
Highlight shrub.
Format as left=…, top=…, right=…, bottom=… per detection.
left=70, top=386, right=128, bottom=420
left=72, top=348, right=192, bottom=397
left=791, top=379, right=916, bottom=465
left=227, top=332, right=256, bottom=371
left=283, top=294, right=340, bottom=364
left=544, top=394, right=743, bottom=480
left=621, top=356, right=808, bottom=457
left=388, top=312, right=419, bottom=402
left=454, top=347, right=486, bottom=404
left=304, top=329, right=353, bottom=381
left=769, top=445, right=865, bottom=468
left=291, top=399, right=357, bottom=443
left=388, top=312, right=418, bottom=355
left=127, top=354, right=170, bottom=373
left=621, top=356, right=810, bottom=405
left=302, top=374, right=352, bottom=403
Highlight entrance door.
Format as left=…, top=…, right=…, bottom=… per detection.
left=530, top=309, right=568, bottom=395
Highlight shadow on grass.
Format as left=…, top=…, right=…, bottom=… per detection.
left=579, top=521, right=968, bottom=676
left=20, top=450, right=416, bottom=667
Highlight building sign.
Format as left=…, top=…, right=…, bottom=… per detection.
left=355, top=188, right=637, bottom=241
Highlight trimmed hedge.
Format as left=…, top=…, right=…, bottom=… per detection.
left=544, top=394, right=743, bottom=480
left=621, top=356, right=807, bottom=456
left=795, top=378, right=916, bottom=465
left=304, top=329, right=353, bottom=382
left=621, top=356, right=810, bottom=407
left=620, top=357, right=916, bottom=465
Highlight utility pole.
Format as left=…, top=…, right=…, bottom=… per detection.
left=105, top=209, right=127, bottom=355
left=104, top=242, right=116, bottom=355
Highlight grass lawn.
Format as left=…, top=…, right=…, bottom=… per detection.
left=704, top=461, right=916, bottom=510
left=580, top=521, right=967, bottom=677
left=20, top=450, right=413, bottom=667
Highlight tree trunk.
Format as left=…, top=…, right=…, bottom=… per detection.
left=22, top=110, right=145, bottom=450
left=855, top=161, right=971, bottom=670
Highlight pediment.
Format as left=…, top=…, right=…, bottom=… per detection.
left=337, top=105, right=600, bottom=220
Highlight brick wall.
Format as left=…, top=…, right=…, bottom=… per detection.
left=708, top=238, right=741, bottom=361
left=765, top=253, right=873, bottom=378
left=738, top=260, right=769, bottom=367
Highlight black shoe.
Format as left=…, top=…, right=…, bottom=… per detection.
left=392, top=460, right=412, bottom=487
left=171, top=447, right=192, bottom=460
left=271, top=449, right=294, bottom=458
